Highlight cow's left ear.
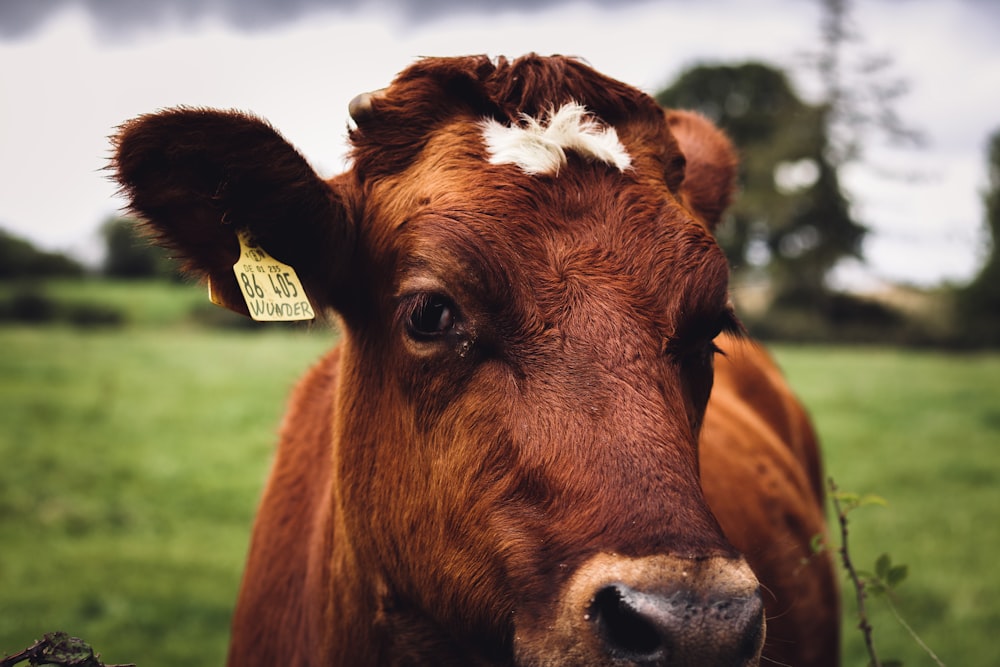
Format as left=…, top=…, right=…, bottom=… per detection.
left=113, top=108, right=355, bottom=318
left=665, top=110, right=738, bottom=230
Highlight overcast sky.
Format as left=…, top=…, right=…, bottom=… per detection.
left=1, top=0, right=998, bottom=287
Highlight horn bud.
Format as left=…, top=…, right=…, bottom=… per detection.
left=348, top=89, right=386, bottom=124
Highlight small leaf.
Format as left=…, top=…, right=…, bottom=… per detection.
left=859, top=493, right=888, bottom=508
left=810, top=533, right=827, bottom=554
left=875, top=553, right=892, bottom=580
left=832, top=490, right=860, bottom=506
left=887, top=564, right=909, bottom=588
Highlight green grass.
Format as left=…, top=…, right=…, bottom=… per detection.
left=774, top=345, right=1000, bottom=666
left=40, top=279, right=209, bottom=327
left=0, top=324, right=331, bottom=665
left=0, top=281, right=997, bottom=665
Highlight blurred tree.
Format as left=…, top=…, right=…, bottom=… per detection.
left=809, top=0, right=922, bottom=171
left=656, top=63, right=865, bottom=306
left=657, top=0, right=922, bottom=342
left=101, top=216, right=181, bottom=280
left=0, top=228, right=84, bottom=278
left=955, top=129, right=1000, bottom=346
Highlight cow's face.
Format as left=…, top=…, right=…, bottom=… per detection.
left=114, top=55, right=763, bottom=666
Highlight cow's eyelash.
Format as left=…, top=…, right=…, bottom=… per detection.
left=663, top=308, right=744, bottom=357
left=718, top=308, right=747, bottom=340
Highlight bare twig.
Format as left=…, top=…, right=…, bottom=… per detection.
left=829, top=478, right=882, bottom=667
left=0, top=633, right=134, bottom=667
left=0, top=645, right=34, bottom=667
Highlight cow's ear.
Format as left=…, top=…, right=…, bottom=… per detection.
left=113, top=108, right=355, bottom=318
left=665, top=110, right=738, bottom=230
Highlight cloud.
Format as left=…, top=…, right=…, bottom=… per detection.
left=0, top=0, right=339, bottom=38
left=0, top=0, right=652, bottom=40
left=0, top=0, right=63, bottom=39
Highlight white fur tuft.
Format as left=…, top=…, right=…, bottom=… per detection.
left=481, top=103, right=632, bottom=176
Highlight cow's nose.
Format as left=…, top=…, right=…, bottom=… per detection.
left=588, top=581, right=764, bottom=665
left=515, top=553, right=764, bottom=667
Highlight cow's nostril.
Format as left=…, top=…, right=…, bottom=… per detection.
left=587, top=579, right=765, bottom=665
left=590, top=584, right=666, bottom=661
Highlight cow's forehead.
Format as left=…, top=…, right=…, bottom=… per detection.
left=362, top=104, right=678, bottom=234
left=368, top=113, right=667, bottom=245
left=348, top=55, right=727, bottom=325
left=347, top=54, right=681, bottom=184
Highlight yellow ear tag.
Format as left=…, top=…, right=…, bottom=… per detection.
left=230, top=232, right=315, bottom=321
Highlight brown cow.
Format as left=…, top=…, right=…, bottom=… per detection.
left=113, top=54, right=839, bottom=666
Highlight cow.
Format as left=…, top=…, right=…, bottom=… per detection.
left=113, top=54, right=839, bottom=666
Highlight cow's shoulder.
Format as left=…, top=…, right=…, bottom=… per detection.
left=708, top=334, right=822, bottom=500
left=701, top=335, right=825, bottom=540
left=700, top=334, right=838, bottom=665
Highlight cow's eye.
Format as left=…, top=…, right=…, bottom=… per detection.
left=406, top=293, right=457, bottom=340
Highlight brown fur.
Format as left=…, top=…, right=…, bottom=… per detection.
left=703, top=337, right=839, bottom=666
left=113, top=54, right=838, bottom=666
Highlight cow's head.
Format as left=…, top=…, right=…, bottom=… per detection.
left=114, top=55, right=762, bottom=666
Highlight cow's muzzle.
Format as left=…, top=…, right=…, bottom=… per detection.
left=516, top=553, right=764, bottom=667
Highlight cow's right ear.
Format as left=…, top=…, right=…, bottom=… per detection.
left=664, top=110, right=738, bottom=231
left=113, top=108, right=355, bottom=318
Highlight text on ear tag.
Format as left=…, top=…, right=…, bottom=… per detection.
left=232, top=232, right=315, bottom=322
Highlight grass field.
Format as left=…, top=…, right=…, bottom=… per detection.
left=1, top=281, right=998, bottom=665
left=0, top=323, right=332, bottom=665
left=777, top=345, right=1000, bottom=666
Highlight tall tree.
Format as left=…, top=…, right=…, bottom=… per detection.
left=657, top=1, right=920, bottom=329
left=956, top=129, right=1000, bottom=346
left=810, top=0, right=922, bottom=171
